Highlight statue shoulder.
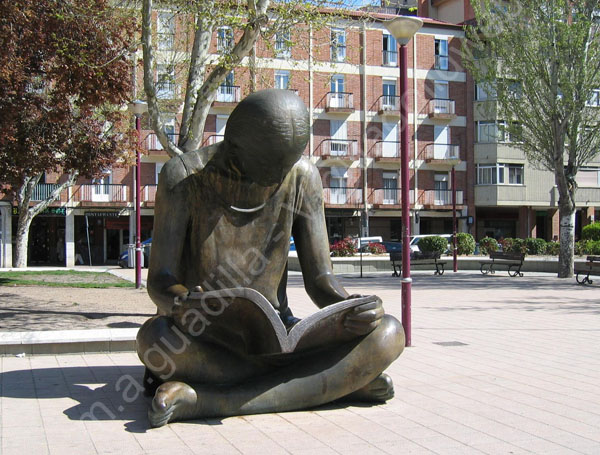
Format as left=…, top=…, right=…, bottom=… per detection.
left=293, top=156, right=322, bottom=187
left=159, top=145, right=219, bottom=190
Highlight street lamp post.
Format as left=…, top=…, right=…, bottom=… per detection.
left=384, top=16, right=422, bottom=348
left=127, top=100, right=148, bottom=289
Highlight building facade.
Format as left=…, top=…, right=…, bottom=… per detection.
left=2, top=0, right=599, bottom=267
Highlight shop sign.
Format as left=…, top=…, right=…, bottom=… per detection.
left=12, top=206, right=66, bottom=216
left=85, top=211, right=120, bottom=218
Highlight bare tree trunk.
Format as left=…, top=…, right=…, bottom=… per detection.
left=14, top=210, right=34, bottom=268
left=558, top=205, right=575, bottom=278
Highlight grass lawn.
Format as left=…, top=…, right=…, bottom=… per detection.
left=0, top=270, right=134, bottom=288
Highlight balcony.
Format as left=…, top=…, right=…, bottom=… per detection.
left=418, top=190, right=464, bottom=209
left=142, top=184, right=158, bottom=204
left=427, top=98, right=456, bottom=121
left=421, top=144, right=460, bottom=164
left=371, top=188, right=401, bottom=208
left=371, top=141, right=400, bottom=161
left=377, top=95, right=401, bottom=116
left=215, top=85, right=241, bottom=104
left=323, top=187, right=363, bottom=207
left=32, top=184, right=61, bottom=201
left=73, top=184, right=128, bottom=204
left=382, top=50, right=397, bottom=67
left=156, top=83, right=177, bottom=100
left=475, top=185, right=526, bottom=206
left=204, top=134, right=224, bottom=146
left=316, top=139, right=359, bottom=160
left=325, top=92, right=354, bottom=113
left=145, top=133, right=179, bottom=152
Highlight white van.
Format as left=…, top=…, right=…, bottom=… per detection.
left=410, top=234, right=453, bottom=253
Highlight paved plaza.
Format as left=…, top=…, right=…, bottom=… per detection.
left=1, top=269, right=599, bottom=454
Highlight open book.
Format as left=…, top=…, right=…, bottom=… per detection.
left=178, top=288, right=379, bottom=356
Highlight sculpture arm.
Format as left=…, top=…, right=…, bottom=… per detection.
left=147, top=157, right=191, bottom=315
left=292, top=164, right=349, bottom=308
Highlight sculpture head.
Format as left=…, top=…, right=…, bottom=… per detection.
left=224, top=89, right=310, bottom=186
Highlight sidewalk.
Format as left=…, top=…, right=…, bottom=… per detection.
left=1, top=271, right=599, bottom=454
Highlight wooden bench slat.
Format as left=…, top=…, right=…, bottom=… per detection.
left=480, top=251, right=525, bottom=277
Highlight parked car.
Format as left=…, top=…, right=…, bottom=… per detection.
left=409, top=234, right=453, bottom=253
left=118, top=238, right=152, bottom=268
left=380, top=241, right=403, bottom=253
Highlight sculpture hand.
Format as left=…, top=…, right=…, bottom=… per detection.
left=343, top=297, right=384, bottom=336
left=171, top=286, right=204, bottom=334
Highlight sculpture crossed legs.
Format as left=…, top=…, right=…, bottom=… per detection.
left=137, top=89, right=405, bottom=427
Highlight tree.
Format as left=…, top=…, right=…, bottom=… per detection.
left=0, top=0, right=137, bottom=268
left=140, top=0, right=364, bottom=158
left=464, top=0, right=600, bottom=277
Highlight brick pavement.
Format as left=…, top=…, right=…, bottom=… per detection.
left=1, top=271, right=599, bottom=454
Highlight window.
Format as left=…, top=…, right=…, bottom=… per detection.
left=382, top=79, right=397, bottom=108
left=475, top=83, right=496, bottom=101
left=275, top=31, right=291, bottom=58
left=434, top=38, right=449, bottom=70
left=587, top=89, right=600, bottom=107
left=330, top=167, right=348, bottom=204
left=382, top=33, right=397, bottom=66
left=217, top=27, right=233, bottom=52
left=477, top=121, right=499, bottom=143
left=383, top=172, right=398, bottom=204
left=217, top=72, right=235, bottom=102
left=157, top=64, right=175, bottom=99
left=477, top=164, right=524, bottom=185
left=155, top=163, right=164, bottom=184
left=434, top=173, right=450, bottom=204
left=576, top=168, right=600, bottom=187
left=275, top=70, right=290, bottom=90
left=330, top=120, right=348, bottom=155
left=330, top=74, right=346, bottom=108
left=157, top=12, right=175, bottom=50
left=331, top=28, right=346, bottom=62
left=508, top=165, right=523, bottom=184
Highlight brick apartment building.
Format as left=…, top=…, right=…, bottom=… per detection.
left=1, top=0, right=599, bottom=267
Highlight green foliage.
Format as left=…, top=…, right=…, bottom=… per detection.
left=546, top=241, right=560, bottom=256
left=479, top=237, right=499, bottom=255
left=500, top=238, right=527, bottom=254
left=581, top=222, right=600, bottom=241
left=0, top=271, right=133, bottom=288
left=525, top=237, right=547, bottom=255
left=365, top=242, right=386, bottom=255
left=417, top=236, right=448, bottom=255
left=330, top=237, right=357, bottom=257
left=575, top=239, right=600, bottom=256
left=456, top=233, right=476, bottom=255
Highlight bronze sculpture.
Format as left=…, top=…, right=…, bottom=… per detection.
left=137, top=89, right=405, bottom=427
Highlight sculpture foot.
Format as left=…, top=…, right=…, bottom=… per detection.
left=149, top=381, right=198, bottom=428
left=340, top=373, right=394, bottom=403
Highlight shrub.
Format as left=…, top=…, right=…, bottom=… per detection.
left=500, top=237, right=527, bottom=254
left=576, top=239, right=600, bottom=255
left=546, top=241, right=560, bottom=255
left=417, top=236, right=448, bottom=255
left=330, top=237, right=357, bottom=257
left=479, top=237, right=498, bottom=255
left=582, top=221, right=600, bottom=241
left=366, top=242, right=386, bottom=255
left=525, top=237, right=547, bottom=255
left=456, top=233, right=475, bottom=255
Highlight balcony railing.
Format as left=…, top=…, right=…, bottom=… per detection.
left=145, top=133, right=179, bottom=151
left=323, top=187, right=363, bottom=205
left=382, top=50, right=398, bottom=66
left=371, top=188, right=401, bottom=205
left=378, top=95, right=400, bottom=113
left=418, top=190, right=464, bottom=206
left=428, top=98, right=456, bottom=117
left=316, top=139, right=359, bottom=159
left=32, top=183, right=60, bottom=201
left=372, top=141, right=400, bottom=159
left=216, top=85, right=241, bottom=103
left=73, top=184, right=128, bottom=203
left=422, top=144, right=460, bottom=161
left=205, top=134, right=224, bottom=145
left=142, top=184, right=158, bottom=203
left=326, top=92, right=354, bottom=110
left=156, top=82, right=177, bottom=99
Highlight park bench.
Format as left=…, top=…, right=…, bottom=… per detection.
left=391, top=251, right=446, bottom=277
left=575, top=255, right=600, bottom=285
left=480, top=251, right=525, bottom=277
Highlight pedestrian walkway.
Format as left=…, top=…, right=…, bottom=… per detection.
left=1, top=272, right=599, bottom=454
